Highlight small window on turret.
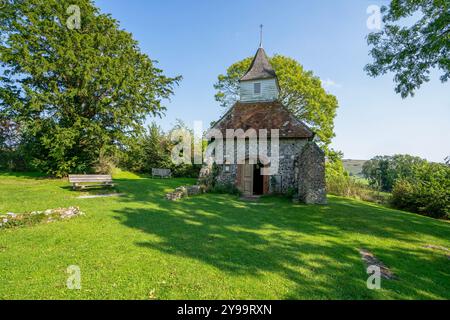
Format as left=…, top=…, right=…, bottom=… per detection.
left=254, top=83, right=261, bottom=95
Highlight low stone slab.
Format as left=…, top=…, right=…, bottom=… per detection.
left=0, top=207, right=85, bottom=229
left=187, top=185, right=202, bottom=196
left=166, top=190, right=185, bottom=201
left=166, top=185, right=204, bottom=201
left=359, top=248, right=397, bottom=280
left=77, top=193, right=125, bottom=199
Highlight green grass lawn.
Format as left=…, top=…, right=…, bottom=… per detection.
left=0, top=171, right=449, bottom=300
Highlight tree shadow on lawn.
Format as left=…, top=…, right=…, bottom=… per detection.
left=327, top=197, right=450, bottom=242
left=116, top=177, right=450, bottom=243
left=0, top=171, right=50, bottom=180
left=59, top=185, right=121, bottom=195
left=362, top=245, right=450, bottom=299
left=113, top=179, right=450, bottom=299
left=58, top=176, right=195, bottom=197
left=113, top=177, right=196, bottom=202
left=114, top=201, right=368, bottom=299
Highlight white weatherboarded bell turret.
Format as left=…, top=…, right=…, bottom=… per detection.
left=238, top=47, right=280, bottom=103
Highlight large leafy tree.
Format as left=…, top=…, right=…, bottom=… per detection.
left=214, top=55, right=338, bottom=147
left=365, top=0, right=449, bottom=98
left=362, top=154, right=426, bottom=191
left=0, top=0, right=180, bottom=176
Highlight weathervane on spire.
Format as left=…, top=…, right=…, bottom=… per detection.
left=259, top=24, right=264, bottom=48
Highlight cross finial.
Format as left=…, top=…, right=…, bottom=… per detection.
left=259, top=24, right=263, bottom=48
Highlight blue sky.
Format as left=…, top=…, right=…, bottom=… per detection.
left=95, top=0, right=449, bottom=162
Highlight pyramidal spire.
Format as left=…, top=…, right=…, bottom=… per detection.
left=239, top=46, right=277, bottom=82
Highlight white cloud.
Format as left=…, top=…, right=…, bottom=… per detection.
left=321, top=78, right=342, bottom=89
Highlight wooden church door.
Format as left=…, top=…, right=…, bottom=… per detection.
left=242, top=164, right=254, bottom=195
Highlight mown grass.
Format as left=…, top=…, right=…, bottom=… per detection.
left=0, top=171, right=449, bottom=300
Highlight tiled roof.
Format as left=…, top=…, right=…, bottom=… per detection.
left=211, top=101, right=314, bottom=139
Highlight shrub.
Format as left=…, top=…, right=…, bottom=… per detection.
left=171, top=164, right=202, bottom=178
left=326, top=173, right=386, bottom=202
left=326, top=150, right=360, bottom=197
left=0, top=149, right=29, bottom=172
left=286, top=187, right=297, bottom=199
left=93, top=150, right=117, bottom=174
left=391, top=163, right=449, bottom=219
left=119, top=121, right=201, bottom=178
left=204, top=164, right=241, bottom=196
left=209, top=182, right=242, bottom=196
left=326, top=150, right=390, bottom=204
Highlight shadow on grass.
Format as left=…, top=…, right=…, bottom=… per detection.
left=113, top=177, right=196, bottom=203
left=0, top=171, right=49, bottom=180
left=59, top=185, right=121, bottom=195
left=3, top=172, right=447, bottom=298
left=0, top=172, right=447, bottom=298
left=113, top=199, right=370, bottom=298
left=111, top=178, right=450, bottom=299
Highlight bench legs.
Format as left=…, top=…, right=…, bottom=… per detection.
left=72, top=183, right=114, bottom=190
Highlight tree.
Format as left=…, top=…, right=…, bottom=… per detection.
left=362, top=154, right=426, bottom=192
left=167, top=119, right=203, bottom=177
left=119, top=121, right=201, bottom=178
left=145, top=123, right=171, bottom=171
left=0, top=0, right=180, bottom=176
left=0, top=116, right=20, bottom=170
left=214, top=55, right=338, bottom=147
left=120, top=122, right=172, bottom=173
left=365, top=0, right=449, bottom=98
left=325, top=149, right=351, bottom=196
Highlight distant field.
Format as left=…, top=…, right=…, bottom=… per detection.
left=343, top=159, right=367, bottom=177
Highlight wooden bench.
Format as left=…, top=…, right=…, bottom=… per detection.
left=152, top=168, right=172, bottom=179
left=68, top=174, right=114, bottom=190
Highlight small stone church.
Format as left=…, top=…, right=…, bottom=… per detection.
left=202, top=45, right=326, bottom=204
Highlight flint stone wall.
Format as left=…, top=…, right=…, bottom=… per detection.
left=214, top=138, right=308, bottom=193
left=297, top=142, right=327, bottom=204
